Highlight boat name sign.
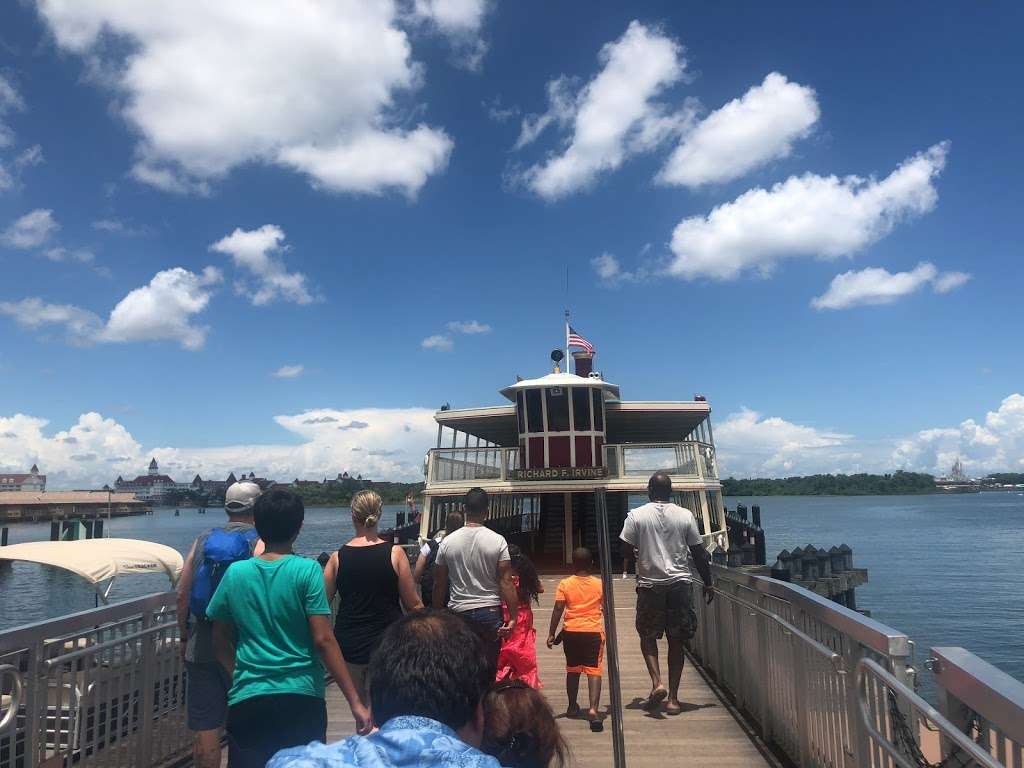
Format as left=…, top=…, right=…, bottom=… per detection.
left=507, top=467, right=608, bottom=481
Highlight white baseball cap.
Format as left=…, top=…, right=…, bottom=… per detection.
left=225, top=481, right=262, bottom=513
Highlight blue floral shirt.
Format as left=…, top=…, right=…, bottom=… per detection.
left=267, top=716, right=504, bottom=768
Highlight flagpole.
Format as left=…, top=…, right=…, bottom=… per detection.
left=564, top=309, right=570, bottom=368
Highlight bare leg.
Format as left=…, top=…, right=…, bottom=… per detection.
left=665, top=636, right=686, bottom=714
left=193, top=730, right=221, bottom=768
left=587, top=674, right=602, bottom=719
left=566, top=672, right=581, bottom=715
left=640, top=636, right=663, bottom=691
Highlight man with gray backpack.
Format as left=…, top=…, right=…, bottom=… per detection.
left=176, top=481, right=264, bottom=768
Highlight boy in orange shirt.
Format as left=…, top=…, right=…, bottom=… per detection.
left=546, top=547, right=604, bottom=732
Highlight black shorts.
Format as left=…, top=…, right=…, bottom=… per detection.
left=635, top=582, right=698, bottom=641
left=226, top=693, right=326, bottom=768
left=562, top=631, right=604, bottom=676
left=185, top=661, right=230, bottom=731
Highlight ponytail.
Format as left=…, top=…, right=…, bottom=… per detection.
left=351, top=489, right=383, bottom=529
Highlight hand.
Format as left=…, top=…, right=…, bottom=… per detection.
left=546, top=634, right=555, bottom=649
left=703, top=584, right=715, bottom=605
left=352, top=702, right=373, bottom=735
left=178, top=631, right=188, bottom=663
left=497, top=618, right=516, bottom=639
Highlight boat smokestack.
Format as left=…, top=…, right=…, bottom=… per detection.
left=573, top=351, right=594, bottom=377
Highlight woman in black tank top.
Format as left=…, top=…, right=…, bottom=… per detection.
left=323, top=490, right=423, bottom=704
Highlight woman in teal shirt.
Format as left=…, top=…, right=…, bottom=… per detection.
left=209, top=489, right=370, bottom=767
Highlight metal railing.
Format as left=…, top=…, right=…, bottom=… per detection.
left=688, top=568, right=1024, bottom=768
left=930, top=646, right=1024, bottom=767
left=0, top=593, right=188, bottom=768
left=426, top=441, right=717, bottom=484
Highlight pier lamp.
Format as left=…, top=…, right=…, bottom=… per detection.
left=102, top=484, right=111, bottom=536
left=550, top=348, right=564, bottom=372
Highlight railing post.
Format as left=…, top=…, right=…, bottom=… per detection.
left=594, top=489, right=626, bottom=768
left=135, top=610, right=156, bottom=766
left=790, top=629, right=814, bottom=767
left=23, top=642, right=41, bottom=768
left=756, top=596, right=772, bottom=743
left=842, top=645, right=872, bottom=768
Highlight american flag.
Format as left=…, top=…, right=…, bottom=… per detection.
left=567, top=326, right=594, bottom=353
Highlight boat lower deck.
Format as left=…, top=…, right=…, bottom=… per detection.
left=321, top=576, right=777, bottom=767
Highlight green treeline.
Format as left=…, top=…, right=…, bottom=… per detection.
left=289, top=478, right=425, bottom=507
left=722, top=471, right=936, bottom=496
left=984, top=473, right=1024, bottom=485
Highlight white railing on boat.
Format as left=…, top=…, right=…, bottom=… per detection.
left=689, top=566, right=1024, bottom=768
left=0, top=593, right=188, bottom=768
left=426, top=441, right=718, bottom=485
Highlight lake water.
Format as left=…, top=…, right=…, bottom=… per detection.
left=2, top=494, right=1022, bottom=690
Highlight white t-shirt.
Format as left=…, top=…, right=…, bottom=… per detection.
left=436, top=525, right=510, bottom=611
left=620, top=502, right=702, bottom=587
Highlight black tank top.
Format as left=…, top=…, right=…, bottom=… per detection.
left=333, top=542, right=402, bottom=664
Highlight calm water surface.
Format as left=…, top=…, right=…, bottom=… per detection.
left=2, top=495, right=1022, bottom=688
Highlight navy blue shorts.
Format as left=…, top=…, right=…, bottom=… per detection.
left=186, top=661, right=231, bottom=731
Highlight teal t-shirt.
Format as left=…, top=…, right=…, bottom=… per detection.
left=206, top=555, right=331, bottom=706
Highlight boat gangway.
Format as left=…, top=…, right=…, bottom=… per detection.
left=2, top=567, right=1023, bottom=767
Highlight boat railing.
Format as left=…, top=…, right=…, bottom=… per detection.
left=0, top=592, right=188, bottom=768
left=426, top=441, right=718, bottom=485
left=690, top=566, right=1024, bottom=768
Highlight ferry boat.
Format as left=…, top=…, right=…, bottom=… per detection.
left=418, top=346, right=729, bottom=567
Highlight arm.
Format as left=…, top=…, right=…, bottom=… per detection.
left=175, top=541, right=197, bottom=660
left=212, top=620, right=236, bottom=678
left=308, top=615, right=371, bottom=734
left=431, top=562, right=449, bottom=609
left=392, top=546, right=424, bottom=612
left=323, top=551, right=338, bottom=602
left=689, top=543, right=715, bottom=603
left=412, top=551, right=429, bottom=585
left=546, top=600, right=566, bottom=648
left=497, top=560, right=519, bottom=636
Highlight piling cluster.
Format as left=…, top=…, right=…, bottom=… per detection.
left=769, top=544, right=862, bottom=609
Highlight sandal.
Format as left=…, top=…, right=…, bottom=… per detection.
left=589, top=718, right=604, bottom=732
left=642, top=687, right=668, bottom=712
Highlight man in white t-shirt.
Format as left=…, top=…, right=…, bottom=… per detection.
left=433, top=488, right=518, bottom=671
left=620, top=471, right=714, bottom=715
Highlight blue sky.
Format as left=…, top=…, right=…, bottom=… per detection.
left=1, top=1, right=1022, bottom=486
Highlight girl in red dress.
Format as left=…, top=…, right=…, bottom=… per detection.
left=496, top=545, right=544, bottom=688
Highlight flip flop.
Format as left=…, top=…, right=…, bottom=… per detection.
left=589, top=719, right=604, bottom=732
left=643, top=687, right=668, bottom=712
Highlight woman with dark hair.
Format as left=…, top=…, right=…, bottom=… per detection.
left=481, top=680, right=567, bottom=768
left=495, top=545, right=543, bottom=688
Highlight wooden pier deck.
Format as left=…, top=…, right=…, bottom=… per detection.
left=322, top=576, right=777, bottom=767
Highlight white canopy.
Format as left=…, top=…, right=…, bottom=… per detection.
left=0, top=538, right=183, bottom=595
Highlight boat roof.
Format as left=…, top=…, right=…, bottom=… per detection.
left=499, top=372, right=620, bottom=401
left=434, top=399, right=711, bottom=446
left=0, top=538, right=183, bottom=587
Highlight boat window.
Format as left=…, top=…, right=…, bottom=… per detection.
left=516, top=391, right=525, bottom=434
left=571, top=387, right=591, bottom=431
left=546, top=387, right=570, bottom=432
left=592, top=389, right=604, bottom=431
left=525, top=389, right=543, bottom=433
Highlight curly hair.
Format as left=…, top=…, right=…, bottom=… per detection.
left=508, top=544, right=542, bottom=605
left=482, top=681, right=567, bottom=768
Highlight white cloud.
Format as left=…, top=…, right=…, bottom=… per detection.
left=892, top=394, right=1024, bottom=477
left=209, top=225, right=316, bottom=306
left=2, top=209, right=59, bottom=248
left=15, top=144, right=44, bottom=169
left=413, top=0, right=492, bottom=70
left=1, top=267, right=222, bottom=350
left=514, top=76, right=579, bottom=150
left=0, top=298, right=103, bottom=345
left=0, top=74, right=24, bottom=149
left=447, top=320, right=491, bottom=334
left=811, top=262, right=971, bottom=310
left=34, top=0, right=452, bottom=197
left=0, top=407, right=438, bottom=488
left=518, top=21, right=691, bottom=200
left=101, top=267, right=222, bottom=349
left=658, top=72, right=819, bottom=188
left=590, top=251, right=653, bottom=286
left=933, top=271, right=972, bottom=294
left=273, top=365, right=305, bottom=379
left=421, top=334, right=454, bottom=351
left=716, top=407, right=856, bottom=477
left=42, top=246, right=95, bottom=264
left=668, top=142, right=950, bottom=281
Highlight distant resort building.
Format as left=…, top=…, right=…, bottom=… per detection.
left=113, top=458, right=190, bottom=504
left=935, top=458, right=980, bottom=493
left=0, top=464, right=46, bottom=493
